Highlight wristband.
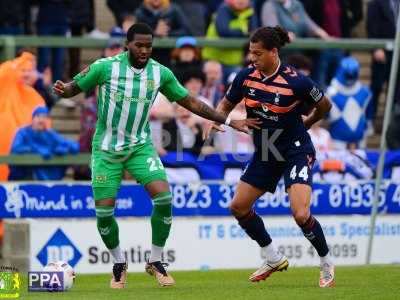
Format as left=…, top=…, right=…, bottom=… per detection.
left=224, top=117, right=231, bottom=126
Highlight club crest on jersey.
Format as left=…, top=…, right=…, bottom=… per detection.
left=248, top=88, right=256, bottom=96
left=147, top=80, right=155, bottom=89
left=274, top=92, right=280, bottom=104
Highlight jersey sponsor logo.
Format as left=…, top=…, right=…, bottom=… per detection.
left=248, top=88, right=256, bottom=96
left=110, top=90, right=152, bottom=103
left=119, top=96, right=152, bottom=103
left=254, top=109, right=279, bottom=122
left=310, top=87, right=323, bottom=102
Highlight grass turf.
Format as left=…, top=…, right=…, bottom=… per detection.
left=19, top=265, right=400, bottom=300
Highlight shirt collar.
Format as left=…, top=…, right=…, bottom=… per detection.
left=124, top=51, right=148, bottom=74
left=261, top=59, right=281, bottom=81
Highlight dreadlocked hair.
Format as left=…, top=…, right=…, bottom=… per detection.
left=250, top=26, right=290, bottom=51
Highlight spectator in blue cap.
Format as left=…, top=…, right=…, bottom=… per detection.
left=171, top=36, right=203, bottom=83
left=9, top=106, right=79, bottom=180
left=175, top=36, right=197, bottom=48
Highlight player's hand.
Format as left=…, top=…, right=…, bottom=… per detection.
left=53, top=80, right=66, bottom=96
left=155, top=20, right=170, bottom=37
left=203, top=118, right=262, bottom=139
left=202, top=122, right=225, bottom=140
left=229, top=118, right=262, bottom=134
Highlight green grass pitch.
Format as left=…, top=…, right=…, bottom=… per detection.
left=20, top=265, right=400, bottom=300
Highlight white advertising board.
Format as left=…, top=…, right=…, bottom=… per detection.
left=29, top=215, right=400, bottom=273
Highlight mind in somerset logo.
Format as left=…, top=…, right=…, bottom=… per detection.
left=3, top=184, right=69, bottom=218
left=0, top=266, right=20, bottom=298
left=36, top=229, right=82, bottom=267
left=4, top=185, right=25, bottom=218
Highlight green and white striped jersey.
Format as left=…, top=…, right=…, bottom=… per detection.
left=74, top=52, right=188, bottom=152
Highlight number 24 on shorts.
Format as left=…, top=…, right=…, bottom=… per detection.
left=290, top=165, right=309, bottom=181
left=147, top=157, right=165, bottom=172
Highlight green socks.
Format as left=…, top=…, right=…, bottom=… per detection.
left=95, top=191, right=172, bottom=251
left=96, top=206, right=119, bottom=250
left=151, top=192, right=173, bottom=247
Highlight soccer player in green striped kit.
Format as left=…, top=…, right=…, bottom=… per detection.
left=53, top=23, right=260, bottom=288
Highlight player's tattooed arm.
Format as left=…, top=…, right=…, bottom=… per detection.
left=53, top=80, right=82, bottom=98
left=303, top=96, right=332, bottom=129
left=178, top=95, right=261, bottom=136
left=214, top=97, right=237, bottom=119
left=177, top=95, right=228, bottom=124
left=201, top=97, right=240, bottom=140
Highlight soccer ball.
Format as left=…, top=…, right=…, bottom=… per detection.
left=43, top=261, right=75, bottom=291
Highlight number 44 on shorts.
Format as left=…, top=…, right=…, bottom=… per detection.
left=290, top=165, right=309, bottom=181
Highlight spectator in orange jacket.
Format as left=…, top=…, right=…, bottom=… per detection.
left=0, top=52, right=45, bottom=180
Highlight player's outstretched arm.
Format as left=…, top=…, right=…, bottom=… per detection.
left=202, top=97, right=237, bottom=140
left=53, top=80, right=82, bottom=98
left=177, top=95, right=261, bottom=135
left=303, top=96, right=332, bottom=129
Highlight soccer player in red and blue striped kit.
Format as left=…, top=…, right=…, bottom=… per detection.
left=204, top=26, right=335, bottom=288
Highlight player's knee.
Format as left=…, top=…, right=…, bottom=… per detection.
left=96, top=198, right=115, bottom=207
left=229, top=203, right=248, bottom=218
left=293, top=210, right=310, bottom=226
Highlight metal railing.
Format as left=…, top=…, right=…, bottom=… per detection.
left=0, top=154, right=90, bottom=166
left=0, top=35, right=394, bottom=61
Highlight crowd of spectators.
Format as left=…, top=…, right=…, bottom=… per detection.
left=0, top=0, right=399, bottom=181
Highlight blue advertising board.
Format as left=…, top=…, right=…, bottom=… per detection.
left=0, top=181, right=399, bottom=218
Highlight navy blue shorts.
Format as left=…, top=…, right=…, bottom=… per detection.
left=241, top=150, right=316, bottom=193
